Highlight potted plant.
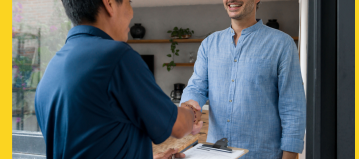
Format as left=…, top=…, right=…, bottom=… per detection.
left=163, top=39, right=179, bottom=71
left=167, top=27, right=194, bottom=39
left=163, top=27, right=195, bottom=71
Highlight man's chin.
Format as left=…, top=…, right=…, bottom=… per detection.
left=228, top=12, right=241, bottom=19
left=229, top=15, right=242, bottom=20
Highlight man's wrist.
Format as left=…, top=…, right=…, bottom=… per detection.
left=183, top=104, right=197, bottom=123
left=282, top=151, right=297, bottom=159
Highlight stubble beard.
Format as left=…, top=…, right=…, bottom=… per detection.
left=227, top=0, right=255, bottom=20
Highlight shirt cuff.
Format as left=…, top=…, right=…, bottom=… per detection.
left=280, top=137, right=304, bottom=153
left=179, top=93, right=207, bottom=109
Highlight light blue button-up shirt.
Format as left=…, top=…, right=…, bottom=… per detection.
left=180, top=20, right=306, bottom=159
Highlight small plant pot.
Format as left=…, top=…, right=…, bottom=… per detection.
left=171, top=34, right=192, bottom=39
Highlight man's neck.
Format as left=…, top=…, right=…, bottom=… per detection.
left=231, top=17, right=258, bottom=35
left=231, top=15, right=257, bottom=46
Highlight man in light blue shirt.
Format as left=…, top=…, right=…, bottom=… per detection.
left=180, top=0, right=306, bottom=158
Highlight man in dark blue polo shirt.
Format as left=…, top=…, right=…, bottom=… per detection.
left=35, top=0, right=203, bottom=158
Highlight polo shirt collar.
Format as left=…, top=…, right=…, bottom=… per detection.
left=228, top=19, right=263, bottom=36
left=66, top=25, right=113, bottom=43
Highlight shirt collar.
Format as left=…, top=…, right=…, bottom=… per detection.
left=66, top=25, right=113, bottom=43
left=228, top=19, right=263, bottom=36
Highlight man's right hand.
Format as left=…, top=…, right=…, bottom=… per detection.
left=171, top=100, right=203, bottom=138
left=182, top=100, right=203, bottom=135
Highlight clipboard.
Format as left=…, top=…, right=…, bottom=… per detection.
left=179, top=138, right=249, bottom=159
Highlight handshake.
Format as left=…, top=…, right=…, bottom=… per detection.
left=153, top=100, right=204, bottom=159
left=180, top=100, right=204, bottom=135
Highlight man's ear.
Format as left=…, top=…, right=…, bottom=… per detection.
left=102, top=0, right=114, bottom=17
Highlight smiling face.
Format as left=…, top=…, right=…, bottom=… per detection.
left=223, top=0, right=258, bottom=20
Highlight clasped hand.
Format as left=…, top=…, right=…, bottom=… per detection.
left=153, top=100, right=203, bottom=159
left=181, top=100, right=203, bottom=135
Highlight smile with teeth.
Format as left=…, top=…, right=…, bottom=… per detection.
left=229, top=4, right=242, bottom=8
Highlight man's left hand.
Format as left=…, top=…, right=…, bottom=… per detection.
left=153, top=148, right=185, bottom=159
left=282, top=151, right=297, bottom=159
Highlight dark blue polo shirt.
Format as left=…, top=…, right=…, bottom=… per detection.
left=35, top=25, right=178, bottom=159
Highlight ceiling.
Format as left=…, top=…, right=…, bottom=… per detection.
left=130, top=0, right=296, bottom=8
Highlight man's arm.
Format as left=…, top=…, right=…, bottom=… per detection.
left=112, top=50, right=200, bottom=144
left=277, top=38, right=306, bottom=157
left=282, top=151, right=298, bottom=159
left=180, top=38, right=210, bottom=108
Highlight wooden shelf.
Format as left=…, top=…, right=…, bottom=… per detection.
left=127, top=39, right=203, bottom=43
left=164, top=63, right=195, bottom=67
left=128, top=37, right=298, bottom=43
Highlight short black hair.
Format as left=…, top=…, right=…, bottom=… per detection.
left=62, top=0, right=123, bottom=26
left=256, top=1, right=260, bottom=10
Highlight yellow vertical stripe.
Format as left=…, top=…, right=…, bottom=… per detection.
left=0, top=0, right=12, bottom=158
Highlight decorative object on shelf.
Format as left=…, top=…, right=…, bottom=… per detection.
left=164, top=27, right=195, bottom=71
left=167, top=27, right=194, bottom=39
left=130, top=23, right=146, bottom=39
left=189, top=52, right=195, bottom=63
left=266, top=19, right=279, bottom=29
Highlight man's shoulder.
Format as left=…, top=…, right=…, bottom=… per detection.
left=200, top=28, right=230, bottom=45
left=258, top=25, right=294, bottom=44
left=206, top=28, right=229, bottom=39
left=96, top=39, right=134, bottom=57
left=67, top=37, right=136, bottom=62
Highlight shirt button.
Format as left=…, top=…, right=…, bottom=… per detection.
left=229, top=100, right=232, bottom=102
left=227, top=120, right=230, bottom=122
left=232, top=79, right=234, bottom=82
left=234, top=59, right=237, bottom=62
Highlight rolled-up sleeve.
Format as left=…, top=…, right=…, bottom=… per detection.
left=277, top=39, right=306, bottom=153
left=180, top=38, right=209, bottom=108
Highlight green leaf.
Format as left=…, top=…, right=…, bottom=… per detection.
left=167, top=67, right=171, bottom=71
left=167, top=31, right=172, bottom=33
left=192, top=31, right=194, bottom=34
left=175, top=53, right=179, bottom=56
left=174, top=42, right=178, bottom=45
left=163, top=63, right=167, bottom=67
left=167, top=54, right=172, bottom=57
left=169, top=39, right=173, bottom=42
left=174, top=27, right=178, bottom=31
left=176, top=49, right=179, bottom=52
